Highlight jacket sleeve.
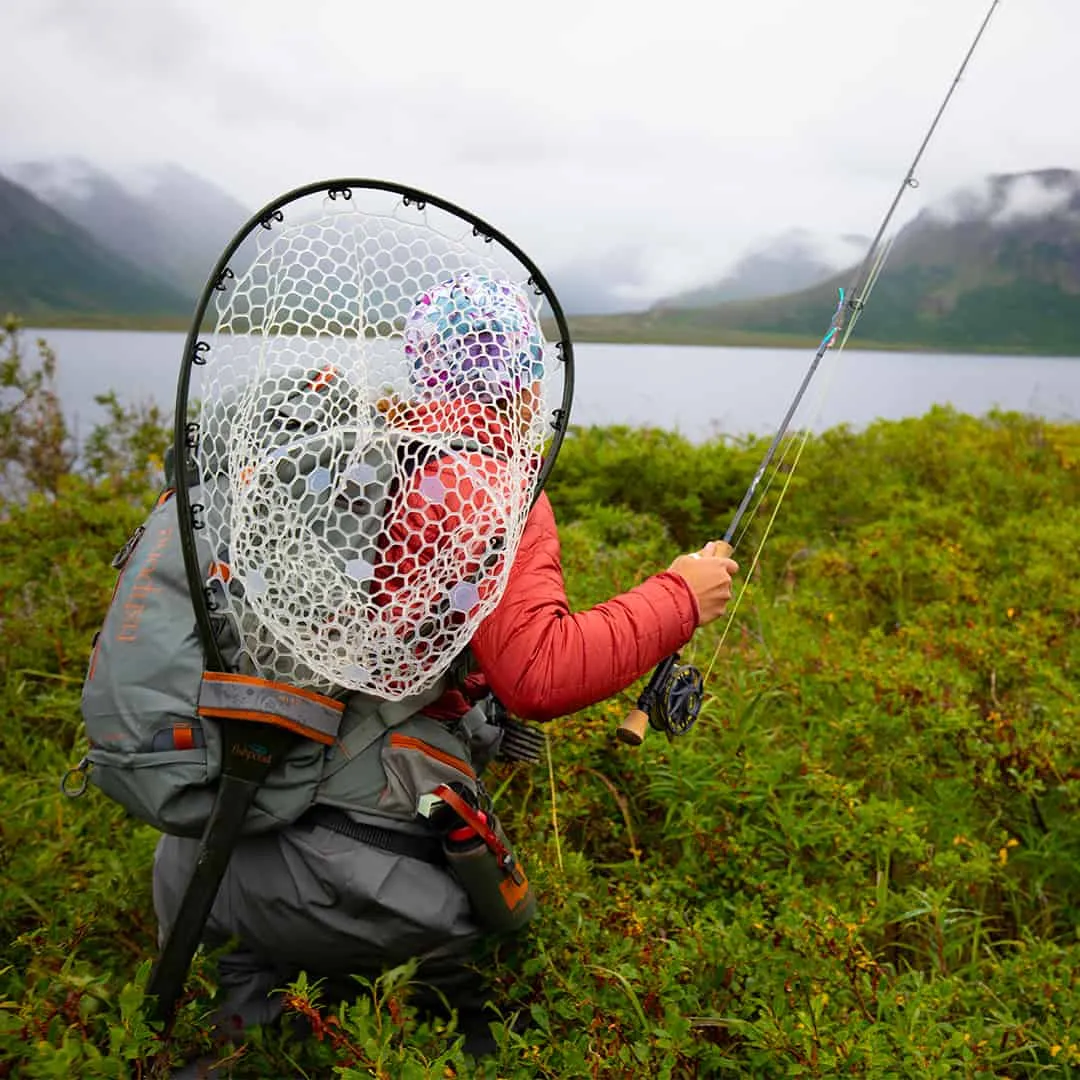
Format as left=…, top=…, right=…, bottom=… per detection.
left=469, top=493, right=700, bottom=721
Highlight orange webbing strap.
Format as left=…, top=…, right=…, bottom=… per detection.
left=197, top=672, right=344, bottom=746
left=389, top=734, right=477, bottom=779
left=433, top=783, right=511, bottom=864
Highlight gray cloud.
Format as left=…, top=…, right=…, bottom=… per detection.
left=20, top=0, right=207, bottom=75
left=3, top=0, right=1079, bottom=304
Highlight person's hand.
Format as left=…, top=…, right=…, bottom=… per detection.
left=668, top=542, right=740, bottom=626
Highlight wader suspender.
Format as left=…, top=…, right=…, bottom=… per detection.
left=147, top=675, right=344, bottom=1026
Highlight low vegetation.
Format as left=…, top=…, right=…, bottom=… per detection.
left=2, top=318, right=1078, bottom=1076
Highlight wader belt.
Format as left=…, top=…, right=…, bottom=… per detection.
left=299, top=806, right=444, bottom=865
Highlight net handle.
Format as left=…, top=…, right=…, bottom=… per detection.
left=172, top=178, right=576, bottom=674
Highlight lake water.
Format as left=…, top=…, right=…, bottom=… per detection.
left=31, top=327, right=1080, bottom=442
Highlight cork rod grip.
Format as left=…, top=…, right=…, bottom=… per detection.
left=616, top=708, right=650, bottom=746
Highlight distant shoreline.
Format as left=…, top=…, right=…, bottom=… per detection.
left=564, top=318, right=1080, bottom=359
left=12, top=311, right=1080, bottom=358
left=16, top=312, right=192, bottom=333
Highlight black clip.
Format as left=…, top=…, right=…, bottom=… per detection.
left=259, top=209, right=285, bottom=230
left=192, top=341, right=210, bottom=366
left=328, top=186, right=353, bottom=201
left=191, top=503, right=206, bottom=530
left=184, top=421, right=200, bottom=450
left=214, top=267, right=235, bottom=291
left=61, top=757, right=91, bottom=798
left=110, top=525, right=146, bottom=570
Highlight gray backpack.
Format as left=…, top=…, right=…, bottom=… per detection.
left=68, top=369, right=494, bottom=839
left=70, top=481, right=484, bottom=837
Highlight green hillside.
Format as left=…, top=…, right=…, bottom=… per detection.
left=586, top=272, right=1080, bottom=357
left=577, top=170, right=1080, bottom=356
left=0, top=175, right=192, bottom=321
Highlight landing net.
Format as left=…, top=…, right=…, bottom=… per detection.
left=182, top=183, right=569, bottom=700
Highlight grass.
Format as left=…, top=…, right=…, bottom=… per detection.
left=2, top=324, right=1079, bottom=1075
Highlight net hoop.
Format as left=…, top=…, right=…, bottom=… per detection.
left=172, top=179, right=574, bottom=699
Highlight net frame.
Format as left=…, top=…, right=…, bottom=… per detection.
left=173, top=179, right=574, bottom=700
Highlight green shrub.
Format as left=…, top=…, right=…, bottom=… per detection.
left=2, top=330, right=1079, bottom=1076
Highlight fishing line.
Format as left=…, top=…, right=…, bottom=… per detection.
left=545, top=728, right=564, bottom=873
left=721, top=301, right=852, bottom=557
left=701, top=236, right=897, bottom=680
left=619, top=0, right=1002, bottom=744
left=701, top=312, right=853, bottom=682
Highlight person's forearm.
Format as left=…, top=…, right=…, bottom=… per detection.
left=471, top=571, right=697, bottom=721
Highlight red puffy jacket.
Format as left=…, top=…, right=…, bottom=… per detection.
left=468, top=491, right=700, bottom=721
left=380, top=399, right=700, bottom=722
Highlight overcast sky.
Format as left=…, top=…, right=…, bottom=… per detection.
left=3, top=0, right=1077, bottom=304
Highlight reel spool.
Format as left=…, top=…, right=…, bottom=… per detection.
left=655, top=661, right=704, bottom=737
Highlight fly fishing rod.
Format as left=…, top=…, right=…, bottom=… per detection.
left=617, top=0, right=1002, bottom=746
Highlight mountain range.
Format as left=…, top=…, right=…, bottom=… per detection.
left=571, top=169, right=1080, bottom=355
left=9, top=158, right=250, bottom=298
left=2, top=161, right=1078, bottom=354
left=0, top=173, right=190, bottom=321
left=0, top=158, right=249, bottom=324
left=657, top=230, right=870, bottom=309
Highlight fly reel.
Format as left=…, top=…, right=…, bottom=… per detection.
left=654, top=660, right=705, bottom=737
left=616, top=654, right=704, bottom=745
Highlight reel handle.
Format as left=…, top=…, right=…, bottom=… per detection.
left=616, top=538, right=732, bottom=747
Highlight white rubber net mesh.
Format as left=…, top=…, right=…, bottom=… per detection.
left=191, top=188, right=564, bottom=700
